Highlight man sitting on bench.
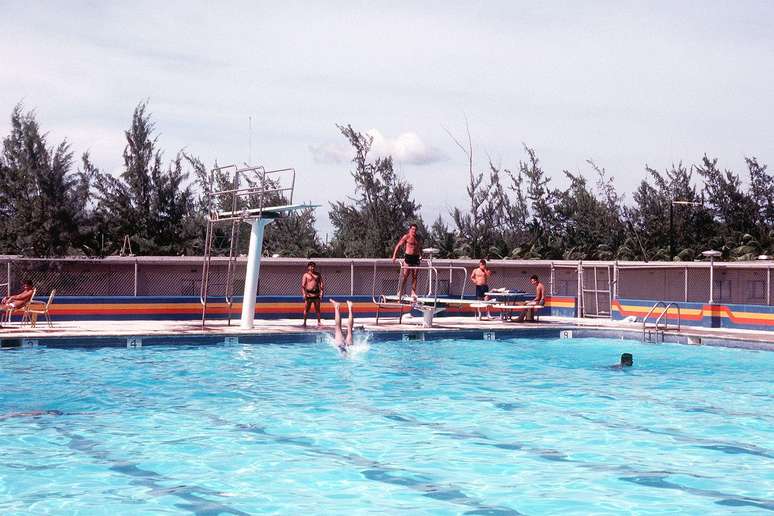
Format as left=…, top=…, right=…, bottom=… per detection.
left=517, top=275, right=544, bottom=322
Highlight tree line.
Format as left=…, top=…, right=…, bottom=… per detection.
left=1, top=102, right=772, bottom=261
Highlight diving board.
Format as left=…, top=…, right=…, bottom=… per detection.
left=381, top=295, right=492, bottom=327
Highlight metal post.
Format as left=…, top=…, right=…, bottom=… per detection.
left=240, top=218, right=272, bottom=329
left=607, top=265, right=612, bottom=316
left=550, top=262, right=555, bottom=296
left=709, top=256, right=715, bottom=304
left=684, top=266, right=688, bottom=302
left=767, top=266, right=771, bottom=306
left=577, top=261, right=583, bottom=317
left=134, top=260, right=139, bottom=296
left=6, top=261, right=10, bottom=297
left=350, top=261, right=354, bottom=296
left=593, top=266, right=599, bottom=316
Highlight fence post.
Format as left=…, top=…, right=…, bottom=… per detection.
left=350, top=261, right=354, bottom=296
left=6, top=260, right=10, bottom=297
left=577, top=261, right=583, bottom=317
left=768, top=266, right=771, bottom=306
left=550, top=262, right=555, bottom=296
left=684, top=266, right=688, bottom=302
left=134, top=260, right=138, bottom=297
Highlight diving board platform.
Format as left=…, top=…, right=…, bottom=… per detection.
left=379, top=295, right=491, bottom=327
left=212, top=203, right=315, bottom=222
left=200, top=164, right=318, bottom=330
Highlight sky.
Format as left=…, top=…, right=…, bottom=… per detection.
left=1, top=1, right=773, bottom=238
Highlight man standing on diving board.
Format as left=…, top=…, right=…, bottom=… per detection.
left=391, top=223, right=422, bottom=299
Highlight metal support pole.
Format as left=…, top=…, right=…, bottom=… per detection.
left=350, top=261, right=354, bottom=296
left=240, top=218, right=272, bottom=329
left=577, top=261, right=583, bottom=317
left=550, top=262, right=555, bottom=296
left=607, top=265, right=612, bottom=316
left=767, top=267, right=771, bottom=306
left=684, top=266, right=688, bottom=302
left=134, top=260, right=138, bottom=296
left=6, top=261, right=10, bottom=297
left=596, top=267, right=601, bottom=315
left=708, top=259, right=715, bottom=304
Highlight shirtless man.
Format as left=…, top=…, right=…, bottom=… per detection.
left=330, top=299, right=354, bottom=351
left=301, top=262, right=324, bottom=327
left=470, top=259, right=494, bottom=319
left=391, top=223, right=422, bottom=299
left=1, top=280, right=34, bottom=326
left=517, top=274, right=544, bottom=322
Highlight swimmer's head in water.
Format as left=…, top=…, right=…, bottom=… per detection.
left=620, top=353, right=633, bottom=367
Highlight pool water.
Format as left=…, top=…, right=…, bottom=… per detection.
left=1, top=337, right=772, bottom=514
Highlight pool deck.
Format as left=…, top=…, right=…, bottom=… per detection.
left=2, top=315, right=774, bottom=351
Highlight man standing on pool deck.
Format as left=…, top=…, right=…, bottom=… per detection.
left=471, top=259, right=494, bottom=319
left=517, top=274, right=544, bottom=322
left=301, top=261, right=324, bottom=327
left=391, top=223, right=422, bottom=299
left=330, top=299, right=354, bottom=350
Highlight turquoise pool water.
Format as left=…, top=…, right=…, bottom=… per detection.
left=1, top=337, right=772, bottom=514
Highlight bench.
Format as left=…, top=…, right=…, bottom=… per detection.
left=493, top=304, right=543, bottom=322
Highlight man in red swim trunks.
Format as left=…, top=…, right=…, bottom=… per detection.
left=391, top=223, right=422, bottom=299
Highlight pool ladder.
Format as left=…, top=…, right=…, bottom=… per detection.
left=642, top=301, right=681, bottom=343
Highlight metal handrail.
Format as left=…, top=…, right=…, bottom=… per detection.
left=642, top=301, right=682, bottom=340
left=655, top=302, right=681, bottom=332
left=371, top=261, right=469, bottom=307
left=642, top=301, right=667, bottom=338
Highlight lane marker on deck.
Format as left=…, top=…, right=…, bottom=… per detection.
left=127, top=337, right=143, bottom=348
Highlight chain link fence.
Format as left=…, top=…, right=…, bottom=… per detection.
left=2, top=256, right=771, bottom=309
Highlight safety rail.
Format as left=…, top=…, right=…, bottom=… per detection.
left=655, top=302, right=681, bottom=332
left=642, top=301, right=681, bottom=341
left=371, top=261, right=469, bottom=325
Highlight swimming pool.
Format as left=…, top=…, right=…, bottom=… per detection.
left=1, top=336, right=772, bottom=514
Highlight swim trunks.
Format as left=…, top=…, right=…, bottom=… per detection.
left=475, top=284, right=489, bottom=300
left=304, top=287, right=320, bottom=300
left=404, top=254, right=421, bottom=267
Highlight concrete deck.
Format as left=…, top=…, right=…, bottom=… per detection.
left=2, top=315, right=774, bottom=351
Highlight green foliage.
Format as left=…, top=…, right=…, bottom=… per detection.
left=328, top=124, right=423, bottom=257
left=93, top=102, right=200, bottom=255
left=0, top=105, right=92, bottom=256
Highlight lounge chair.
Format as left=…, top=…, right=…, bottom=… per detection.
left=23, top=289, right=56, bottom=328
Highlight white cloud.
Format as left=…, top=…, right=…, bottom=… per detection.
left=366, top=129, right=446, bottom=165
left=309, top=129, right=445, bottom=165
left=309, top=142, right=352, bottom=164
